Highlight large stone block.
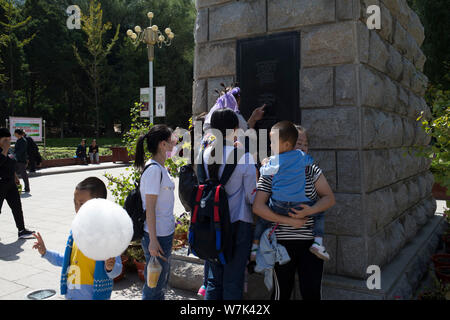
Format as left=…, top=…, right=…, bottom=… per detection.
left=209, top=0, right=266, bottom=41
left=302, top=22, right=356, bottom=67
left=402, top=118, right=415, bottom=147
left=337, top=151, right=361, bottom=193
left=408, top=9, right=425, bottom=47
left=300, top=67, right=333, bottom=108
left=196, top=0, right=231, bottom=9
left=378, top=3, right=393, bottom=43
left=337, top=236, right=367, bottom=278
left=336, top=0, right=360, bottom=21
left=194, top=8, right=208, bottom=44
left=309, top=150, right=336, bottom=191
left=393, top=21, right=408, bottom=57
left=386, top=45, right=403, bottom=81
left=362, top=149, right=424, bottom=192
left=366, top=186, right=396, bottom=235
left=397, top=85, right=409, bottom=116
left=400, top=209, right=418, bottom=243
left=336, top=64, right=358, bottom=106
left=400, top=58, right=414, bottom=90
left=382, top=0, right=410, bottom=30
left=327, top=194, right=364, bottom=237
left=411, top=202, right=427, bottom=227
left=357, top=20, right=370, bottom=64
left=192, top=79, right=207, bottom=115
left=414, top=48, right=426, bottom=72
left=368, top=231, right=388, bottom=267
left=362, top=108, right=403, bottom=149
left=301, top=107, right=360, bottom=149
left=385, top=219, right=407, bottom=261
left=360, top=66, right=384, bottom=109
left=268, top=0, right=335, bottom=31
left=383, top=77, right=398, bottom=113
left=410, top=71, right=428, bottom=97
left=207, top=76, right=234, bottom=110
left=324, top=235, right=337, bottom=274
left=195, top=41, right=236, bottom=79
left=368, top=32, right=389, bottom=74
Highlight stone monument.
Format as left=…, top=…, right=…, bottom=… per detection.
left=191, top=0, right=445, bottom=299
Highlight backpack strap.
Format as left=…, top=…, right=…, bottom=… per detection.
left=196, top=150, right=207, bottom=184
left=191, top=184, right=205, bottom=224
left=138, top=162, right=163, bottom=188
left=219, top=147, right=239, bottom=186
left=213, top=185, right=227, bottom=265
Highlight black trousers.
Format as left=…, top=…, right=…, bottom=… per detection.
left=272, top=239, right=324, bottom=300
left=0, top=180, right=25, bottom=231
left=15, top=162, right=30, bottom=191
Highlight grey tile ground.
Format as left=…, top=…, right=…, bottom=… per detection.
left=0, top=165, right=192, bottom=300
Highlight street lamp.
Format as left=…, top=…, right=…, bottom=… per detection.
left=127, top=12, right=175, bottom=124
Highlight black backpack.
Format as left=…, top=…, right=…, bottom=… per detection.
left=188, top=148, right=238, bottom=265
left=178, top=164, right=198, bottom=213
left=124, top=163, right=162, bottom=242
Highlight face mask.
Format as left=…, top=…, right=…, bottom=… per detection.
left=166, top=145, right=178, bottom=159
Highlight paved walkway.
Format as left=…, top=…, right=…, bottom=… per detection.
left=0, top=164, right=197, bottom=300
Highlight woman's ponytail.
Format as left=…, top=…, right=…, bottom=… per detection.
left=134, top=134, right=147, bottom=171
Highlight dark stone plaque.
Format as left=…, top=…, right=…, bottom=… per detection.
left=236, top=32, right=300, bottom=130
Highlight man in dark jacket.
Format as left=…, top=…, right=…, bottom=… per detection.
left=24, top=133, right=41, bottom=173
left=0, top=128, right=35, bottom=239
left=14, top=129, right=30, bottom=193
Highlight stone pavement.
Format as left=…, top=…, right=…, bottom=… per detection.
left=0, top=164, right=199, bottom=300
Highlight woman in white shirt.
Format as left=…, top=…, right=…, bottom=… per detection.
left=134, top=124, right=177, bottom=300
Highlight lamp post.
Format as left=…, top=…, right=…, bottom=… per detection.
left=127, top=12, right=175, bottom=125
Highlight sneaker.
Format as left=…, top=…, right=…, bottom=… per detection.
left=310, top=242, right=330, bottom=261
left=18, top=229, right=35, bottom=239
left=197, top=285, right=206, bottom=297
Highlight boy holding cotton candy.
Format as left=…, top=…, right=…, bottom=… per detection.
left=32, top=177, right=123, bottom=300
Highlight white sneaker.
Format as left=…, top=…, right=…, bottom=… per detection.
left=310, top=242, right=330, bottom=261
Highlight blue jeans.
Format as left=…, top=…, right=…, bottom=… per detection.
left=141, top=232, right=174, bottom=300
left=205, top=221, right=253, bottom=300
left=254, top=198, right=324, bottom=241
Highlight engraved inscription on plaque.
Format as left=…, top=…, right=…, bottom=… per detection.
left=237, top=32, right=300, bottom=131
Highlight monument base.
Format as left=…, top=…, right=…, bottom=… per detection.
left=322, top=215, right=445, bottom=300
left=169, top=215, right=446, bottom=300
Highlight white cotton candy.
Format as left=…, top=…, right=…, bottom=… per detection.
left=71, top=199, right=133, bottom=261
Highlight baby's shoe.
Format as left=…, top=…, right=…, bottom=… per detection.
left=197, top=285, right=206, bottom=297
left=310, top=242, right=330, bottom=261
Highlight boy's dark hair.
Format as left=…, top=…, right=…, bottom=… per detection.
left=76, top=177, right=107, bottom=199
left=272, top=121, right=299, bottom=148
left=14, top=129, right=25, bottom=136
left=0, top=128, right=11, bottom=138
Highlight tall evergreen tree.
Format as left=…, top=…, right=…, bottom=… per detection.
left=73, top=0, right=120, bottom=138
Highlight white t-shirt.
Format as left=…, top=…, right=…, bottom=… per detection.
left=140, top=160, right=175, bottom=237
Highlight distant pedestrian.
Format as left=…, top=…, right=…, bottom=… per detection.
left=76, top=139, right=88, bottom=165
left=89, top=139, right=100, bottom=164
left=24, top=133, right=41, bottom=173
left=14, top=129, right=30, bottom=193
left=0, top=128, right=35, bottom=239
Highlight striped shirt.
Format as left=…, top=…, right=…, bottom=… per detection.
left=256, top=164, right=323, bottom=240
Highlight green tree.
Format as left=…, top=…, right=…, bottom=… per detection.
left=73, top=0, right=120, bottom=138
left=0, top=0, right=35, bottom=114
left=407, top=0, right=450, bottom=89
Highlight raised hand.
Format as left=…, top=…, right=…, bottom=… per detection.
left=32, top=232, right=46, bottom=256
